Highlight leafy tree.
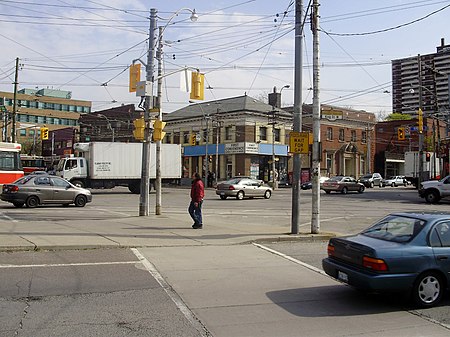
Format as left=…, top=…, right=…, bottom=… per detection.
left=384, top=113, right=412, bottom=121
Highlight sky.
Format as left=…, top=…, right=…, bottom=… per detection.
left=0, top=0, right=449, bottom=118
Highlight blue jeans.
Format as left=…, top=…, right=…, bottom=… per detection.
left=188, top=200, right=203, bottom=225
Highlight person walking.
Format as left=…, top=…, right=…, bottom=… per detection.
left=189, top=172, right=205, bottom=229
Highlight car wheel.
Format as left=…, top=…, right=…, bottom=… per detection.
left=370, top=182, right=374, bottom=188
left=219, top=195, right=227, bottom=200
left=392, top=182, right=396, bottom=187
left=13, top=202, right=24, bottom=208
left=72, top=180, right=85, bottom=188
left=236, top=191, right=244, bottom=200
left=424, top=190, right=440, bottom=204
left=412, top=272, right=444, bottom=308
left=26, top=196, right=39, bottom=208
left=264, top=190, right=271, bottom=199
left=74, top=195, right=87, bottom=207
left=325, top=190, right=331, bottom=194
left=358, top=186, right=365, bottom=193
left=341, top=187, right=348, bottom=194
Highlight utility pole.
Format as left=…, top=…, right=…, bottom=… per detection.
left=215, top=109, right=221, bottom=186
left=269, top=106, right=277, bottom=190
left=12, top=57, right=19, bottom=143
left=291, top=0, right=304, bottom=234
left=418, top=54, right=424, bottom=188
left=155, top=26, right=163, bottom=215
left=311, top=0, right=320, bottom=234
left=139, top=8, right=156, bottom=216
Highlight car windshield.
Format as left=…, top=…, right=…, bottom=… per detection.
left=361, top=174, right=372, bottom=179
left=361, top=215, right=426, bottom=243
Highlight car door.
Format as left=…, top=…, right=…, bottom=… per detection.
left=430, top=221, right=450, bottom=283
left=50, top=177, right=75, bottom=203
left=33, top=176, right=54, bottom=203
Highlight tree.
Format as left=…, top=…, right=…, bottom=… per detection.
left=384, top=113, right=412, bottom=121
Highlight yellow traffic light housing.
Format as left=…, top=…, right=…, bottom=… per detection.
left=418, top=108, right=423, bottom=134
left=40, top=127, right=49, bottom=140
left=397, top=127, right=405, bottom=141
left=133, top=118, right=145, bottom=141
left=190, top=134, right=197, bottom=146
left=153, top=119, right=166, bottom=141
left=129, top=63, right=141, bottom=93
left=190, top=71, right=204, bottom=100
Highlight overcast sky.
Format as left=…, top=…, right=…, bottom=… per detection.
left=0, top=0, right=449, bottom=116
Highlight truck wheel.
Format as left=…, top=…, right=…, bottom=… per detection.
left=72, top=180, right=85, bottom=188
left=128, top=182, right=140, bottom=194
left=424, top=190, right=440, bottom=204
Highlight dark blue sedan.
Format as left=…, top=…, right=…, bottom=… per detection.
left=322, top=211, right=450, bottom=308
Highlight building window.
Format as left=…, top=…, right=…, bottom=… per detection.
left=351, top=130, right=356, bottom=142
left=326, top=127, right=333, bottom=140
left=361, top=131, right=367, bottom=144
left=339, top=128, right=344, bottom=142
left=360, top=157, right=365, bottom=175
left=225, top=126, right=232, bottom=140
left=183, top=131, right=190, bottom=144
left=326, top=153, right=333, bottom=174
left=274, top=128, right=280, bottom=142
left=19, top=129, right=26, bottom=136
left=259, top=126, right=267, bottom=141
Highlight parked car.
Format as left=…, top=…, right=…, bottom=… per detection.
left=358, top=173, right=384, bottom=188
left=322, top=211, right=450, bottom=308
left=216, top=178, right=272, bottom=200
left=384, top=175, right=407, bottom=187
left=301, top=177, right=330, bottom=190
left=1, top=174, right=92, bottom=208
left=321, top=176, right=365, bottom=194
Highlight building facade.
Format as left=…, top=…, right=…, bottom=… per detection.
left=392, top=38, right=450, bottom=129
left=0, top=88, right=91, bottom=155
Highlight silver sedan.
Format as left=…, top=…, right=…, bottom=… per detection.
left=1, top=174, right=92, bottom=208
left=216, top=178, right=272, bottom=200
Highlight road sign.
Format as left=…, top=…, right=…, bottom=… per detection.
left=289, top=132, right=311, bottom=154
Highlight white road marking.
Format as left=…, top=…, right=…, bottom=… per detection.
left=131, top=248, right=210, bottom=337
left=0, top=213, right=18, bottom=222
left=253, top=243, right=328, bottom=276
left=0, top=261, right=137, bottom=268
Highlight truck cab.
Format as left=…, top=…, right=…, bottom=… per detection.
left=56, top=157, right=88, bottom=187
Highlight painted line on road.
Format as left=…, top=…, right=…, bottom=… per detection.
left=253, top=243, right=328, bottom=276
left=299, top=216, right=348, bottom=227
left=131, top=248, right=211, bottom=337
left=0, top=261, right=138, bottom=268
left=0, top=213, right=18, bottom=222
left=95, top=208, right=133, bottom=217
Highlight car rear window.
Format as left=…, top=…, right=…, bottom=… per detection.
left=361, top=215, right=426, bottom=243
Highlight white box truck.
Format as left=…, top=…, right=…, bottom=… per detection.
left=404, top=151, right=441, bottom=186
left=55, top=142, right=182, bottom=194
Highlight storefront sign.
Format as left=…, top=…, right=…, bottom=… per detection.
left=225, top=142, right=259, bottom=154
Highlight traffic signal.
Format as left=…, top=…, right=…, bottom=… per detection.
left=129, top=63, right=141, bottom=93
left=189, top=134, right=197, bottom=146
left=426, top=152, right=431, bottom=162
left=418, top=108, right=423, bottom=134
left=133, top=118, right=145, bottom=141
left=153, top=119, right=166, bottom=141
left=397, top=127, right=405, bottom=140
left=190, top=71, right=204, bottom=100
left=40, top=127, right=49, bottom=140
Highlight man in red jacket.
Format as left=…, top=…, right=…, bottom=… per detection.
left=189, top=172, right=205, bottom=229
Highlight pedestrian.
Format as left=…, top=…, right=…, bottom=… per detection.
left=189, top=172, right=205, bottom=229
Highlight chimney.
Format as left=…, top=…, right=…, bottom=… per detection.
left=268, top=86, right=281, bottom=108
left=441, top=38, right=445, bottom=47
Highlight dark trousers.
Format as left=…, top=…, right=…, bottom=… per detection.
left=188, top=200, right=203, bottom=225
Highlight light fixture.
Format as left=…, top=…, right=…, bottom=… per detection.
left=190, top=9, right=198, bottom=22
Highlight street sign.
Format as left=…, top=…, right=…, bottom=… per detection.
left=289, top=132, right=311, bottom=154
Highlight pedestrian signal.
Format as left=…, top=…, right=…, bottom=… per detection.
left=133, top=118, right=145, bottom=141
left=153, top=119, right=166, bottom=141
left=40, top=127, right=49, bottom=140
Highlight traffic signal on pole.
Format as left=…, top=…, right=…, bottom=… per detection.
left=129, top=63, right=141, bottom=93
left=426, top=152, right=431, bottom=162
left=397, top=127, right=405, bottom=141
left=418, top=108, right=423, bottom=134
left=133, top=118, right=145, bottom=141
left=153, top=119, right=166, bottom=141
left=189, top=71, right=205, bottom=100
left=190, top=134, right=197, bottom=146
left=40, top=127, right=49, bottom=140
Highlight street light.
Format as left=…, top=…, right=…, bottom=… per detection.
left=96, top=113, right=115, bottom=142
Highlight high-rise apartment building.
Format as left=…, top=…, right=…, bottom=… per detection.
left=392, top=38, right=450, bottom=117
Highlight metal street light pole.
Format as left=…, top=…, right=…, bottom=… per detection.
left=139, top=8, right=157, bottom=216
left=96, top=113, right=115, bottom=142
